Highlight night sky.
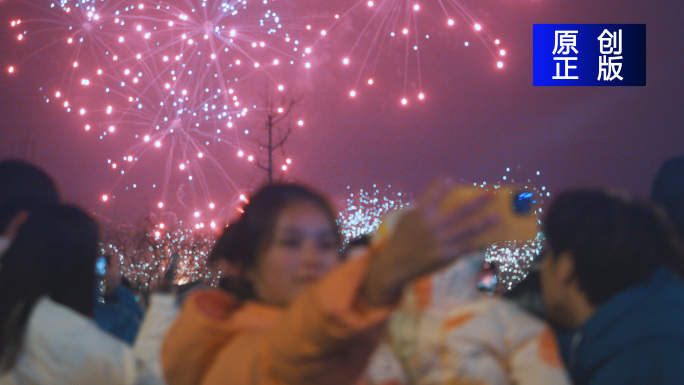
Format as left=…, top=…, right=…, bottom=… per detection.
left=1, top=0, right=682, bottom=227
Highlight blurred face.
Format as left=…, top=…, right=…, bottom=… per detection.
left=540, top=247, right=572, bottom=328
left=248, top=200, right=341, bottom=307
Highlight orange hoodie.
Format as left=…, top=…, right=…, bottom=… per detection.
left=162, top=256, right=393, bottom=385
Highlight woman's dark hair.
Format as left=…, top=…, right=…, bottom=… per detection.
left=543, top=190, right=684, bottom=306
left=210, top=183, right=341, bottom=300
left=0, top=160, right=59, bottom=233
left=0, top=204, right=99, bottom=371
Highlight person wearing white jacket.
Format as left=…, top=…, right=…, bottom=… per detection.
left=1, top=297, right=162, bottom=385
left=0, top=204, right=163, bottom=385
left=387, top=252, right=571, bottom=385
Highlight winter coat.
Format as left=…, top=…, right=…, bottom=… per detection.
left=0, top=297, right=162, bottom=385
left=95, top=286, right=145, bottom=345
left=387, top=254, right=571, bottom=385
left=162, top=256, right=392, bottom=385
left=556, top=267, right=684, bottom=385
left=134, top=293, right=179, bottom=382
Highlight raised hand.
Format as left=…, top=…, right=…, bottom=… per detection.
left=361, top=181, right=499, bottom=307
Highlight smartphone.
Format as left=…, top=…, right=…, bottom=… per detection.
left=95, top=255, right=107, bottom=277
left=374, top=185, right=540, bottom=250
left=440, top=185, right=540, bottom=249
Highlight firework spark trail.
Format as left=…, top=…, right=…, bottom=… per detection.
left=5, top=0, right=521, bottom=280
left=5, top=0, right=512, bottom=223
left=305, top=0, right=508, bottom=106
left=6, top=0, right=309, bottom=224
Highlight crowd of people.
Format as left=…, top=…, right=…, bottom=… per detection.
left=0, top=157, right=683, bottom=385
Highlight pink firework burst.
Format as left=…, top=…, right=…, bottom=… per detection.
left=6, top=0, right=309, bottom=223
left=305, top=0, right=508, bottom=106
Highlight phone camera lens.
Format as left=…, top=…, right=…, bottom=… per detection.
left=512, top=192, right=535, bottom=214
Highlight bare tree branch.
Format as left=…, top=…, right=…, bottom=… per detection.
left=249, top=86, right=304, bottom=183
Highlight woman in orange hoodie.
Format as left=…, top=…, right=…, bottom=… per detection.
left=162, top=181, right=498, bottom=385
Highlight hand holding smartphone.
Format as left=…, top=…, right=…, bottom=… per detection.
left=439, top=185, right=540, bottom=249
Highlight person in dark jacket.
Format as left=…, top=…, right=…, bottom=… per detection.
left=540, top=190, right=684, bottom=385
left=94, top=254, right=144, bottom=344
left=652, top=155, right=684, bottom=240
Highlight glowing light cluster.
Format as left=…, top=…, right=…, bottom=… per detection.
left=100, top=218, right=222, bottom=290
left=478, top=168, right=550, bottom=291
left=338, top=185, right=410, bottom=244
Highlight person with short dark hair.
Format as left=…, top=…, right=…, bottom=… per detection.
left=540, top=190, right=684, bottom=385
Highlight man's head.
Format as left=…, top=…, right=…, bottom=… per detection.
left=540, top=190, right=684, bottom=328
